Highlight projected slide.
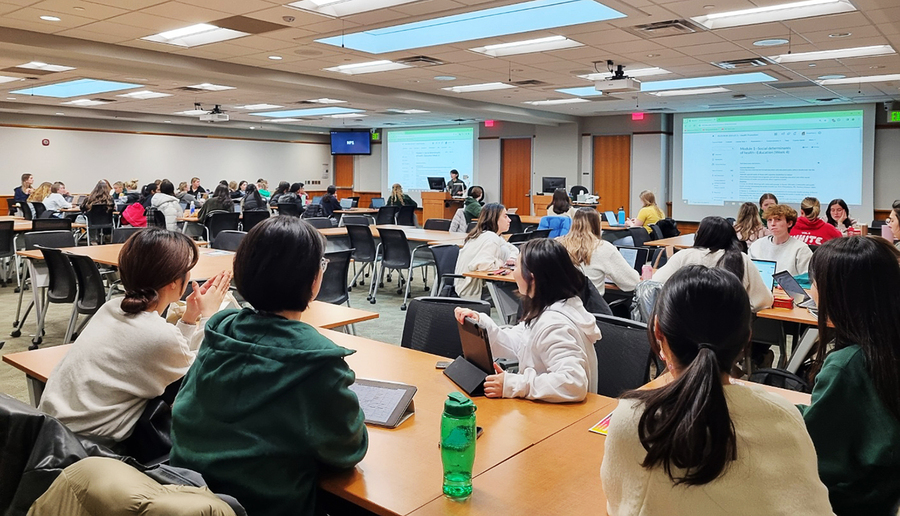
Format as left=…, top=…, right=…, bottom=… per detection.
left=682, top=110, right=863, bottom=206
left=386, top=127, right=474, bottom=190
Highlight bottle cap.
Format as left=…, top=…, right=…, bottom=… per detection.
left=444, top=392, right=476, bottom=417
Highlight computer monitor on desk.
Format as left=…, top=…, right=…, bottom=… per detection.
left=427, top=177, right=446, bottom=191
left=541, top=177, right=566, bottom=194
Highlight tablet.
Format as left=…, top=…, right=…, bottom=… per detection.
left=458, top=316, right=495, bottom=375
left=349, top=378, right=417, bottom=428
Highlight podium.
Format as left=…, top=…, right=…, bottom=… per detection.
left=422, top=191, right=464, bottom=222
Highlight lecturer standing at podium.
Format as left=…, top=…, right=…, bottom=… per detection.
left=447, top=169, right=466, bottom=195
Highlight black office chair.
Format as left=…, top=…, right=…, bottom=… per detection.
left=396, top=205, right=417, bottom=227
left=276, top=202, right=301, bottom=217
left=112, top=226, right=143, bottom=244
left=305, top=217, right=334, bottom=229
left=466, top=221, right=477, bottom=232
left=628, top=226, right=651, bottom=246
left=570, top=185, right=589, bottom=198
left=31, top=218, right=72, bottom=232
left=341, top=215, right=370, bottom=226
left=429, top=244, right=463, bottom=297
left=6, top=198, right=19, bottom=217
left=31, top=203, right=47, bottom=219
left=212, top=230, right=246, bottom=252
left=66, top=253, right=107, bottom=343
left=649, top=224, right=664, bottom=241
left=369, top=228, right=434, bottom=310
left=400, top=297, right=491, bottom=359
left=529, top=229, right=551, bottom=240
left=375, top=206, right=399, bottom=225
left=85, top=205, right=115, bottom=245
left=204, top=212, right=240, bottom=245
left=12, top=231, right=76, bottom=341
left=423, top=219, right=451, bottom=231
left=507, top=232, right=530, bottom=244
left=240, top=210, right=270, bottom=233
left=0, top=220, right=17, bottom=288
left=28, top=247, right=78, bottom=349
left=507, top=214, right=524, bottom=234
left=316, top=249, right=355, bottom=312
left=18, top=202, right=35, bottom=221
left=346, top=224, right=380, bottom=289
left=144, top=207, right=166, bottom=229
left=302, top=203, right=323, bottom=218
left=593, top=314, right=654, bottom=397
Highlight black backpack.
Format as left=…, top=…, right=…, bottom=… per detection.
left=657, top=218, right=680, bottom=238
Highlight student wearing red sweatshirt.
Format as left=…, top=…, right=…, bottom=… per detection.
left=791, top=197, right=842, bottom=246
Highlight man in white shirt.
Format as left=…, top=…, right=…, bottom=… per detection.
left=42, top=182, right=73, bottom=215
left=749, top=204, right=813, bottom=276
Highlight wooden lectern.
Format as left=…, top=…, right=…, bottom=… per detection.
left=422, top=191, right=464, bottom=222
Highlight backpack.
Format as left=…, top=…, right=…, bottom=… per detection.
left=121, top=202, right=147, bottom=227
left=656, top=218, right=680, bottom=238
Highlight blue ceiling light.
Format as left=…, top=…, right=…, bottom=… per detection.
left=640, top=72, right=777, bottom=92
left=10, top=78, right=142, bottom=98
left=556, top=86, right=604, bottom=97
left=315, top=0, right=626, bottom=54
left=249, top=107, right=364, bottom=118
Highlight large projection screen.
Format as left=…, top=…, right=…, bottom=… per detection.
left=672, top=104, right=875, bottom=222
left=382, top=126, right=476, bottom=205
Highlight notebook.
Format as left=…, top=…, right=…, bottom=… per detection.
left=751, top=259, right=777, bottom=290
left=774, top=271, right=817, bottom=309
left=349, top=378, right=416, bottom=428
left=605, top=211, right=624, bottom=227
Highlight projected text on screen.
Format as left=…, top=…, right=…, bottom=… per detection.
left=387, top=127, right=474, bottom=190
left=682, top=110, right=863, bottom=206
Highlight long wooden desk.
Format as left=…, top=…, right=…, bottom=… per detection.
left=13, top=220, right=87, bottom=232
left=518, top=215, right=627, bottom=233
left=319, top=225, right=467, bottom=246
left=646, top=233, right=695, bottom=249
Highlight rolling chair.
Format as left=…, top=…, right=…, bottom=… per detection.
left=593, top=314, right=655, bottom=397
left=400, top=297, right=491, bottom=358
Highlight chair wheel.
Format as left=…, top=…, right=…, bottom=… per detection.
left=379, top=282, right=384, bottom=288
left=71, top=332, right=78, bottom=340
left=12, top=320, right=19, bottom=328
left=10, top=329, right=21, bottom=338
left=352, top=281, right=358, bottom=287
left=28, top=344, right=38, bottom=351
left=32, top=336, right=42, bottom=345
left=423, top=286, right=429, bottom=291
left=400, top=305, right=407, bottom=311
left=396, top=289, right=403, bottom=295
left=369, top=298, right=376, bottom=304
left=359, top=280, right=365, bottom=286
left=13, top=287, right=20, bottom=293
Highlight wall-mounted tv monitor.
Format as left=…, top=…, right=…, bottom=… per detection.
left=331, top=130, right=372, bottom=155
left=542, top=176, right=566, bottom=194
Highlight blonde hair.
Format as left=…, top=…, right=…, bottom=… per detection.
left=124, top=179, right=138, bottom=190
left=800, top=197, right=821, bottom=220
left=389, top=183, right=404, bottom=204
left=178, top=181, right=188, bottom=192
left=640, top=190, right=664, bottom=219
left=28, top=182, right=52, bottom=202
left=733, top=202, right=763, bottom=241
left=559, top=209, right=603, bottom=265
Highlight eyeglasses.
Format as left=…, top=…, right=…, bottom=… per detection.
left=321, top=257, right=330, bottom=271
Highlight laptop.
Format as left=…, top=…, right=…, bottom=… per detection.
left=774, top=270, right=817, bottom=309
left=605, top=211, right=624, bottom=227
left=371, top=198, right=386, bottom=208
left=340, top=198, right=353, bottom=209
left=311, top=195, right=323, bottom=205
left=617, top=246, right=650, bottom=274
left=751, top=259, right=777, bottom=290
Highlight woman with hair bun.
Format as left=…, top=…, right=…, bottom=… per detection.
left=39, top=228, right=232, bottom=446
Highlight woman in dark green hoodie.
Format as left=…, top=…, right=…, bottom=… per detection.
left=170, top=217, right=368, bottom=516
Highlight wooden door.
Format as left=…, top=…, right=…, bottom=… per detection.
left=334, top=155, right=353, bottom=188
left=501, top=138, right=532, bottom=215
left=593, top=135, right=631, bottom=215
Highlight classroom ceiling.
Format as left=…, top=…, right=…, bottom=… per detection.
left=0, top=0, right=898, bottom=134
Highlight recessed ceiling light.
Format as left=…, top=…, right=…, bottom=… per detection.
left=829, top=32, right=851, bottom=38
left=188, top=82, right=235, bottom=91
left=164, top=120, right=172, bottom=123
left=62, top=99, right=110, bottom=106
left=524, top=98, right=590, bottom=105
left=56, top=112, right=65, bottom=116
left=640, top=71, right=777, bottom=92
left=174, top=109, right=209, bottom=116
left=268, top=55, right=283, bottom=60
left=250, top=107, right=364, bottom=118
left=142, top=23, right=249, bottom=48
left=469, top=35, right=583, bottom=57
left=647, top=53, right=660, bottom=58
left=10, top=78, right=141, bottom=98
left=287, top=0, right=421, bottom=17
left=386, top=108, right=430, bottom=114
left=693, top=0, right=855, bottom=30
left=753, top=38, right=790, bottom=47
left=818, top=74, right=846, bottom=80
left=330, top=113, right=367, bottom=118
left=249, top=126, right=256, bottom=130
left=870, top=65, right=885, bottom=69
left=19, top=61, right=75, bottom=72
left=434, top=76, right=456, bottom=81
left=40, top=15, right=61, bottom=21
left=442, top=82, right=516, bottom=93
left=73, top=6, right=85, bottom=11
left=648, top=87, right=731, bottom=97
left=556, top=86, right=604, bottom=97
left=6, top=97, right=15, bottom=100
left=0, top=76, right=24, bottom=85
left=117, top=90, right=172, bottom=100
left=323, top=60, right=412, bottom=75
left=578, top=67, right=671, bottom=80
left=817, top=73, right=900, bottom=85
left=771, top=45, right=895, bottom=63
left=235, top=103, right=283, bottom=110
left=809, top=63, right=817, bottom=67
left=263, top=118, right=302, bottom=122
left=307, top=98, right=346, bottom=104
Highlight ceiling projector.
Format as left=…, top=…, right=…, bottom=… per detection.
left=594, top=62, right=641, bottom=94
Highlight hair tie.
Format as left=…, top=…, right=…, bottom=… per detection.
left=697, top=343, right=715, bottom=352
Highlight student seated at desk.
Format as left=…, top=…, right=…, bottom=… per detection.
left=268, top=180, right=290, bottom=206
left=748, top=204, right=813, bottom=276
left=28, top=181, right=52, bottom=203
left=825, top=198, right=858, bottom=236
left=13, top=173, right=34, bottom=202
left=546, top=188, right=576, bottom=218
left=791, top=197, right=841, bottom=246
left=39, top=229, right=232, bottom=448
left=151, top=179, right=181, bottom=231
left=559, top=208, right=639, bottom=295
left=386, top=183, right=418, bottom=208
left=601, top=266, right=833, bottom=516
left=615, top=190, right=664, bottom=246
left=654, top=216, right=774, bottom=312
left=733, top=201, right=768, bottom=246
left=799, top=236, right=900, bottom=515
left=240, top=183, right=266, bottom=212
left=454, top=203, right=519, bottom=299
left=170, top=217, right=368, bottom=516
left=450, top=186, right=484, bottom=233
left=195, top=185, right=234, bottom=224
left=320, top=185, right=342, bottom=218
left=454, top=239, right=600, bottom=402
left=42, top=181, right=73, bottom=216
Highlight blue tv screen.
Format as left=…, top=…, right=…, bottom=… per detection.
left=331, top=130, right=372, bottom=155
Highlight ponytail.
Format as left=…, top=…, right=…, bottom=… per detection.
left=121, top=287, right=160, bottom=314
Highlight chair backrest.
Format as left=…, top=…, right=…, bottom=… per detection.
left=375, top=206, right=399, bottom=225
left=628, top=226, right=651, bottom=246
left=748, top=368, right=810, bottom=393
left=423, top=218, right=451, bottom=231
left=593, top=314, right=652, bottom=398
left=31, top=202, right=47, bottom=219
left=37, top=246, right=78, bottom=304
left=5, top=198, right=18, bottom=216
left=301, top=203, right=322, bottom=218
left=429, top=244, right=460, bottom=296
left=369, top=197, right=385, bottom=208
left=507, top=232, right=530, bottom=244
left=67, top=253, right=106, bottom=314
left=305, top=217, right=333, bottom=229
left=205, top=212, right=240, bottom=243
left=378, top=228, right=412, bottom=269
left=86, top=204, right=114, bottom=227
left=400, top=297, right=491, bottom=358
left=18, top=202, right=34, bottom=220
left=529, top=229, right=551, bottom=239
left=507, top=213, right=523, bottom=234
left=341, top=215, right=370, bottom=226
left=582, top=280, right=612, bottom=315
left=240, top=210, right=270, bottom=233
left=396, top=205, right=417, bottom=226
left=570, top=185, right=589, bottom=197
left=649, top=224, right=664, bottom=241
left=144, top=208, right=166, bottom=229
left=31, top=218, right=72, bottom=232
left=466, top=221, right=477, bottom=232
left=112, top=226, right=143, bottom=244
left=0, top=220, right=15, bottom=259
left=24, top=230, right=76, bottom=250
left=315, top=249, right=354, bottom=305
left=346, top=224, right=378, bottom=262
left=276, top=202, right=301, bottom=217
left=212, top=230, right=246, bottom=251
left=537, top=216, right=571, bottom=238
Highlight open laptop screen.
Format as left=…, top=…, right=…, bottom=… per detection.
left=751, top=259, right=777, bottom=290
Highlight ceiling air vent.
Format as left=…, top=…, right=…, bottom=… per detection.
left=705, top=101, right=771, bottom=109
left=645, top=107, right=674, bottom=112
left=766, top=81, right=819, bottom=90
left=511, top=79, right=547, bottom=87
left=624, top=19, right=705, bottom=39
left=396, top=56, right=444, bottom=67
left=712, top=57, right=773, bottom=70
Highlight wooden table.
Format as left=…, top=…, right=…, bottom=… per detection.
left=645, top=233, right=695, bottom=249
left=518, top=215, right=627, bottom=232
left=336, top=208, right=378, bottom=215
left=318, top=225, right=467, bottom=246
left=13, top=221, right=87, bottom=232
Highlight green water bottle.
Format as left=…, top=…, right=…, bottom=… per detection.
left=440, top=392, right=477, bottom=499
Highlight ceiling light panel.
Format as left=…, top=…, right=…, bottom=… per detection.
left=524, top=98, right=590, bottom=105
left=442, top=82, right=515, bottom=93
left=577, top=67, right=670, bottom=81
left=19, top=61, right=75, bottom=72
left=648, top=87, right=731, bottom=97
left=330, top=113, right=368, bottom=118
left=250, top=107, right=364, bottom=118
left=235, top=103, right=283, bottom=109
left=117, top=90, right=172, bottom=100
left=187, top=83, right=235, bottom=91
left=287, top=0, right=421, bottom=18
left=771, top=45, right=895, bottom=63
left=386, top=108, right=430, bottom=113
left=10, top=79, right=141, bottom=98
left=0, top=76, right=24, bottom=84
left=315, top=0, right=625, bottom=54
left=556, top=86, right=604, bottom=96
left=323, top=60, right=411, bottom=75
left=817, top=73, right=900, bottom=85
left=469, top=36, right=582, bottom=57
left=640, top=72, right=777, bottom=92
left=693, top=0, right=856, bottom=30
left=142, top=23, right=249, bottom=48
left=61, top=99, right=110, bottom=106
left=307, top=98, right=347, bottom=104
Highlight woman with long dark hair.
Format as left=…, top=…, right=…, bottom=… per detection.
left=602, top=266, right=832, bottom=515
left=454, top=238, right=600, bottom=402
left=654, top=216, right=773, bottom=311
left=268, top=180, right=291, bottom=206
left=241, top=183, right=266, bottom=212
left=825, top=198, right=858, bottom=235
left=453, top=203, right=518, bottom=299
left=195, top=184, right=234, bottom=224
left=800, top=236, right=900, bottom=514
left=546, top=188, right=575, bottom=217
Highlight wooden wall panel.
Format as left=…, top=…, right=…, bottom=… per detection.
left=334, top=155, right=354, bottom=188
left=593, top=135, right=631, bottom=215
left=501, top=138, right=532, bottom=215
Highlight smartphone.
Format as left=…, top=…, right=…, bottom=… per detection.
left=435, top=360, right=452, bottom=369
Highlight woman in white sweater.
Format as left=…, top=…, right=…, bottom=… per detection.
left=150, top=179, right=183, bottom=231
left=653, top=216, right=774, bottom=312
left=601, top=266, right=834, bottom=516
left=454, top=239, right=601, bottom=402
left=39, top=228, right=232, bottom=447
left=559, top=208, right=639, bottom=295
left=454, top=203, right=519, bottom=299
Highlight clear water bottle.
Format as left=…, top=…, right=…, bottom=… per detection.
left=189, top=201, right=195, bottom=215
left=441, top=392, right=477, bottom=500
left=617, top=207, right=626, bottom=225
left=642, top=263, right=653, bottom=281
